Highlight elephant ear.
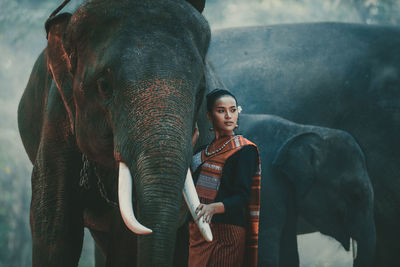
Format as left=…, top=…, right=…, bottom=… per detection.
left=185, top=0, right=206, bottom=12
left=45, top=13, right=75, bottom=133
left=272, top=132, right=325, bottom=199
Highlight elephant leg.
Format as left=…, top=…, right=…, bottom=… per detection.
left=259, top=170, right=300, bottom=267
left=104, top=210, right=138, bottom=267
left=95, top=244, right=106, bottom=267
left=258, top=228, right=283, bottom=266
left=89, top=230, right=107, bottom=267
left=31, top=140, right=84, bottom=266
left=278, top=185, right=299, bottom=267
left=259, top=173, right=289, bottom=267
left=173, top=223, right=189, bottom=267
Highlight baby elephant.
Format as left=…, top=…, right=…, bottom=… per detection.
left=238, top=114, right=375, bottom=267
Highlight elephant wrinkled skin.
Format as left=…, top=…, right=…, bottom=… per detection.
left=18, top=0, right=210, bottom=266
left=239, top=114, right=375, bottom=267
left=208, top=23, right=400, bottom=267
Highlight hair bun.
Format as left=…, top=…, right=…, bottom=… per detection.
left=206, top=88, right=238, bottom=112
left=206, top=88, right=227, bottom=98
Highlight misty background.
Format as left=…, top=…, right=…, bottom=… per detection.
left=1, top=0, right=399, bottom=266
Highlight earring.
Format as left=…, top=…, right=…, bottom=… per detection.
left=235, top=124, right=239, bottom=129
left=209, top=127, right=214, bottom=132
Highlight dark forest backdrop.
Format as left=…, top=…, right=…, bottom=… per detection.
left=1, top=0, right=399, bottom=266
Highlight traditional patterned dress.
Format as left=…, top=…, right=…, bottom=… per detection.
left=189, top=135, right=261, bottom=267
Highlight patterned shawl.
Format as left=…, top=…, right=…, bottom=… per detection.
left=192, top=135, right=261, bottom=267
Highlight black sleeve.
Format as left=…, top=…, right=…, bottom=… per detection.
left=220, top=145, right=258, bottom=217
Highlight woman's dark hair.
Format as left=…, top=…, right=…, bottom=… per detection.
left=206, top=88, right=238, bottom=113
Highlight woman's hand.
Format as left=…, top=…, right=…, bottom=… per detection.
left=195, top=202, right=225, bottom=223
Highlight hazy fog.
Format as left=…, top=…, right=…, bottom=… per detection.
left=1, top=0, right=398, bottom=266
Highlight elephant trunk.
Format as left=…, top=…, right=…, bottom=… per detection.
left=118, top=163, right=213, bottom=241
left=132, top=146, right=190, bottom=266
left=352, top=213, right=376, bottom=267
left=114, top=78, right=196, bottom=266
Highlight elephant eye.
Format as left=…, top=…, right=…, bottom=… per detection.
left=97, top=76, right=113, bottom=98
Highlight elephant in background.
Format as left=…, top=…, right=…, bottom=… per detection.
left=238, top=114, right=375, bottom=267
left=208, top=23, right=400, bottom=266
left=173, top=112, right=375, bottom=267
left=18, top=0, right=213, bottom=266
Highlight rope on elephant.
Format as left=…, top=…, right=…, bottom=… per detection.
left=93, top=165, right=119, bottom=208
left=49, top=0, right=71, bottom=18
left=80, top=153, right=118, bottom=208
left=79, top=154, right=90, bottom=190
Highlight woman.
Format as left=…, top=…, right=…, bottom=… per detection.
left=189, top=88, right=261, bottom=267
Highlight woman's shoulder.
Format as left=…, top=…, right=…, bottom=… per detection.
left=236, top=135, right=258, bottom=148
left=235, top=143, right=258, bottom=157
left=224, top=143, right=259, bottom=174
left=228, top=138, right=259, bottom=161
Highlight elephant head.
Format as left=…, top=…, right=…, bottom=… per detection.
left=45, top=0, right=209, bottom=265
left=273, top=131, right=376, bottom=267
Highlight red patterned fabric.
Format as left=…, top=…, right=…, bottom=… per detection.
left=188, top=222, right=246, bottom=267
left=194, top=135, right=261, bottom=267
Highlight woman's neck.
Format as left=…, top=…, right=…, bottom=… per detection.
left=214, top=130, right=234, bottom=140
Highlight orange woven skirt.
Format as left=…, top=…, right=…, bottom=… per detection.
left=188, top=222, right=246, bottom=267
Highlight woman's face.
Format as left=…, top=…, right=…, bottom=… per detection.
left=207, top=95, right=238, bottom=136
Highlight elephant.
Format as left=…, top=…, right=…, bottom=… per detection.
left=171, top=112, right=375, bottom=267
left=17, top=0, right=213, bottom=266
left=207, top=23, right=400, bottom=266
left=238, top=114, right=375, bottom=267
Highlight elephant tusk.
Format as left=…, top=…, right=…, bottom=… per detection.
left=352, top=238, right=358, bottom=260
left=118, top=162, right=152, bottom=235
left=183, top=169, right=213, bottom=242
